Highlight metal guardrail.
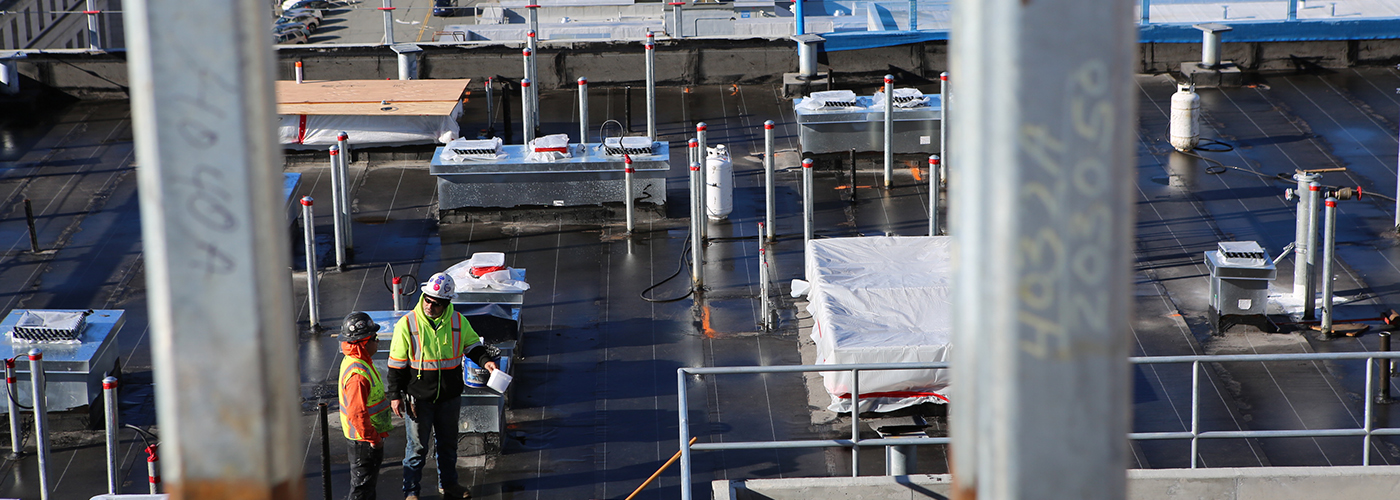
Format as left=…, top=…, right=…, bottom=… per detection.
left=676, top=351, right=1400, bottom=500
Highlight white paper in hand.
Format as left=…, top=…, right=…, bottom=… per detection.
left=486, top=369, right=512, bottom=393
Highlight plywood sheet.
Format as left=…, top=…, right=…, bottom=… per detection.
left=276, top=79, right=470, bottom=116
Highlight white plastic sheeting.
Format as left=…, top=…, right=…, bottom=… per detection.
left=806, top=236, right=952, bottom=413
left=277, top=102, right=464, bottom=149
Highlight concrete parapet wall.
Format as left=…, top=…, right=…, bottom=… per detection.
left=11, top=38, right=1400, bottom=99
left=713, top=466, right=1400, bottom=499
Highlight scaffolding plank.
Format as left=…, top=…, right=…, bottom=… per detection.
left=276, top=79, right=471, bottom=115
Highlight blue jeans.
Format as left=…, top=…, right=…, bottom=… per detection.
left=401, top=394, right=462, bottom=495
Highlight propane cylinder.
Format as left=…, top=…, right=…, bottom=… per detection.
left=1169, top=84, right=1200, bottom=152
left=705, top=144, right=733, bottom=220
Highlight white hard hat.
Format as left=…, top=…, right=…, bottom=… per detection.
left=421, top=272, right=458, bottom=300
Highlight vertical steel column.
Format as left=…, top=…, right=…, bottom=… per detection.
left=795, top=0, right=813, bottom=77
left=104, top=376, right=119, bottom=494
left=908, top=0, right=917, bottom=31
left=126, top=0, right=305, bottom=490
left=328, top=146, right=346, bottom=270
left=302, top=197, right=321, bottom=328
left=764, top=121, right=776, bottom=241
left=526, top=29, right=539, bottom=126
left=295, top=61, right=304, bottom=84
left=697, top=123, right=708, bottom=239
left=624, top=155, right=636, bottom=233
left=522, top=78, right=535, bottom=145
left=1294, top=172, right=1316, bottom=301
left=1364, top=359, right=1375, bottom=465
left=939, top=72, right=948, bottom=185
left=759, top=224, right=771, bottom=330
left=85, top=0, right=101, bottom=51
left=4, top=360, right=18, bottom=458
left=1304, top=181, right=1321, bottom=320
left=883, top=75, right=894, bottom=188
left=690, top=162, right=703, bottom=288
left=337, top=131, right=353, bottom=253
left=1190, top=360, right=1200, bottom=468
left=1287, top=0, right=1298, bottom=21
left=645, top=32, right=657, bottom=143
left=886, top=445, right=914, bottom=476
left=578, top=77, right=589, bottom=144
left=851, top=368, right=860, bottom=477
left=670, top=2, right=686, bottom=38
left=1140, top=0, right=1150, bottom=24
left=381, top=0, right=395, bottom=45
left=949, top=0, right=1134, bottom=497
left=802, top=158, right=814, bottom=249
left=929, top=156, right=940, bottom=235
left=677, top=369, right=693, bottom=500
left=485, top=77, right=496, bottom=137
left=30, top=349, right=48, bottom=500
left=1321, top=197, right=1338, bottom=335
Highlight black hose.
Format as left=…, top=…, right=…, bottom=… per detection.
left=6, top=357, right=32, bottom=410
left=640, top=234, right=696, bottom=303
left=382, top=263, right=418, bottom=295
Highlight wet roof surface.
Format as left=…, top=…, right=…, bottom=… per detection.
left=2, top=67, right=1400, bottom=498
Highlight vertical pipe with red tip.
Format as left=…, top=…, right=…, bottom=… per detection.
left=696, top=123, right=708, bottom=239
left=328, top=146, right=346, bottom=270
left=803, top=158, right=814, bottom=247
left=929, top=155, right=941, bottom=236
left=645, top=32, right=657, bottom=143
left=85, top=0, right=101, bottom=51
left=146, top=444, right=160, bottom=494
left=939, top=72, right=948, bottom=184
left=30, top=349, right=49, bottom=500
left=624, top=155, right=636, bottom=233
left=4, top=358, right=17, bottom=458
left=104, top=376, right=119, bottom=494
left=337, top=132, right=353, bottom=253
left=764, top=120, right=776, bottom=241
left=526, top=30, right=539, bottom=126
left=295, top=61, right=304, bottom=84
left=578, top=77, right=589, bottom=144
left=690, top=162, right=703, bottom=288
left=883, top=74, right=894, bottom=188
left=1321, top=197, right=1338, bottom=335
left=380, top=0, right=396, bottom=46
left=1304, top=181, right=1321, bottom=319
left=301, top=196, right=320, bottom=329
left=522, top=78, right=535, bottom=145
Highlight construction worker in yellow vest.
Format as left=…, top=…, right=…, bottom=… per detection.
left=387, top=272, right=500, bottom=500
left=339, top=311, right=393, bottom=500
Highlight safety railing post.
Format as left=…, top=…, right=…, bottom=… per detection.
left=1365, top=358, right=1374, bottom=465
left=1190, top=359, right=1199, bottom=469
left=146, top=444, right=160, bottom=494
left=295, top=61, right=304, bottom=84
left=624, top=155, right=636, bottom=233
left=697, top=123, right=709, bottom=239
left=691, top=162, right=703, bottom=289
left=883, top=75, right=894, bottom=188
left=522, top=78, right=535, bottom=145
left=337, top=132, right=353, bottom=253
left=1140, top=0, right=1151, bottom=24
left=320, top=402, right=332, bottom=500
left=328, top=146, right=346, bottom=271
left=759, top=223, right=771, bottom=331
left=30, top=349, right=49, bottom=500
left=851, top=367, right=860, bottom=477
left=678, top=368, right=693, bottom=500
left=5, top=359, right=18, bottom=458
left=764, top=121, right=776, bottom=241
left=380, top=0, right=395, bottom=46
left=929, top=155, right=940, bottom=236
left=1304, top=181, right=1322, bottom=320
left=578, top=77, right=589, bottom=144
left=104, top=376, right=119, bottom=494
left=646, top=32, right=657, bottom=143
left=301, top=197, right=321, bottom=329
left=526, top=31, right=539, bottom=127
left=1321, top=197, right=1338, bottom=336
left=85, top=0, right=101, bottom=51
left=938, top=72, right=948, bottom=184
left=803, top=158, right=814, bottom=249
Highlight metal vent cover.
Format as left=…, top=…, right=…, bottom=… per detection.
left=1217, top=241, right=1267, bottom=268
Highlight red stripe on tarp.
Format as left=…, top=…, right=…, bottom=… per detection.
left=836, top=391, right=949, bottom=402
left=297, top=115, right=308, bottom=144
left=534, top=147, right=568, bottom=153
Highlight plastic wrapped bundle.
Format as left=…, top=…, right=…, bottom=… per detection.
left=872, top=88, right=931, bottom=108
left=11, top=310, right=89, bottom=343
left=440, top=137, right=505, bottom=162
left=526, top=134, right=573, bottom=162
left=602, top=136, right=655, bottom=156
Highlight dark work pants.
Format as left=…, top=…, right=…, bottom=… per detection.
left=347, top=439, right=384, bottom=500
left=402, top=394, right=463, bottom=495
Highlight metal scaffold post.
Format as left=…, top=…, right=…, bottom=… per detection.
left=337, top=131, right=353, bottom=253
left=578, top=77, right=589, bottom=144
left=85, top=0, right=101, bottom=51
left=646, top=32, right=657, bottom=143
left=1305, top=180, right=1321, bottom=319
left=302, top=197, right=321, bottom=329
left=939, top=72, right=948, bottom=184
left=929, top=155, right=941, bottom=236
left=764, top=120, right=776, bottom=241
left=329, top=146, right=346, bottom=270
left=523, top=78, right=535, bottom=145
left=126, top=0, right=304, bottom=493
left=104, top=376, right=119, bottom=494
left=690, top=162, right=703, bottom=289
left=802, top=158, right=814, bottom=247
left=4, top=359, right=19, bottom=458
left=883, top=74, right=894, bottom=188
left=31, top=350, right=49, bottom=500
left=1321, top=197, right=1338, bottom=336
left=697, top=123, right=708, bottom=239
left=624, top=155, right=636, bottom=233
left=949, top=0, right=1135, bottom=498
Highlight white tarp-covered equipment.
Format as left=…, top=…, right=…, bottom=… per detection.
left=806, top=236, right=952, bottom=413
left=276, top=79, right=471, bottom=149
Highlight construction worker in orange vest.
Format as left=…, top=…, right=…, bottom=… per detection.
left=388, top=273, right=500, bottom=500
left=339, top=311, right=393, bottom=500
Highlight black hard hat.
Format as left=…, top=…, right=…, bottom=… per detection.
left=339, top=312, right=381, bottom=343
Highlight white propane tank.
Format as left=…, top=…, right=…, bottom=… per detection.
left=1169, top=84, right=1200, bottom=152
left=705, top=144, right=733, bottom=220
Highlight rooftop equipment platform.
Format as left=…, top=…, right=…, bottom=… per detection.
left=0, top=309, right=125, bottom=413
left=275, top=79, right=471, bottom=149
left=430, top=142, right=669, bottom=209
left=794, top=91, right=941, bottom=155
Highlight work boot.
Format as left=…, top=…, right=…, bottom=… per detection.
left=440, top=484, right=472, bottom=499
left=404, top=495, right=419, bottom=500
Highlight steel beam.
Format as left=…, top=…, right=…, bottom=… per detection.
left=948, top=0, right=1134, bottom=498
left=124, top=0, right=303, bottom=494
